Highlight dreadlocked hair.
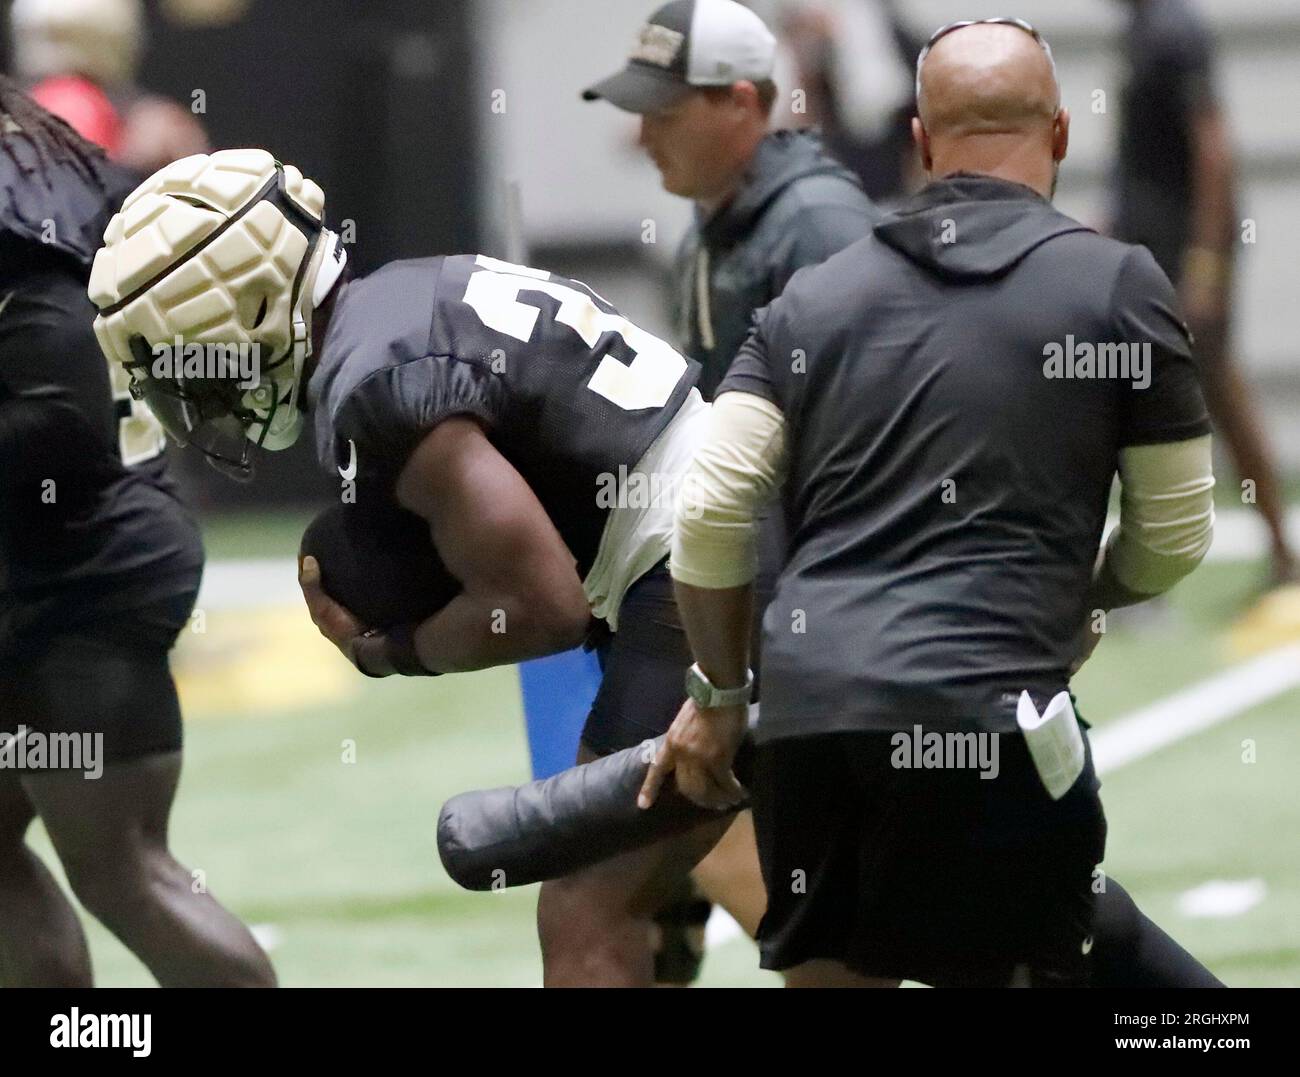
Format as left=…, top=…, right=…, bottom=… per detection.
left=0, top=74, right=111, bottom=192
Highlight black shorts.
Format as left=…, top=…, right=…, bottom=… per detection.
left=0, top=590, right=197, bottom=767
left=752, top=729, right=1108, bottom=987
left=581, top=557, right=776, bottom=756
left=581, top=562, right=691, bottom=756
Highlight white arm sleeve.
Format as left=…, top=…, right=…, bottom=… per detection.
left=670, top=391, right=787, bottom=589
left=1101, top=434, right=1215, bottom=596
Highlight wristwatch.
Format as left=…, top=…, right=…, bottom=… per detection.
left=684, top=663, right=753, bottom=709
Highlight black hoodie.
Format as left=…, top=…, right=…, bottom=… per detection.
left=873, top=173, right=1089, bottom=279
left=718, top=173, right=1210, bottom=739
left=673, top=129, right=879, bottom=398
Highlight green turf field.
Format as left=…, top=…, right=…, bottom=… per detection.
left=23, top=510, right=1300, bottom=987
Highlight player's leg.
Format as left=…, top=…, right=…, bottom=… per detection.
left=536, top=779, right=732, bottom=986
left=1090, top=876, right=1225, bottom=987
left=25, top=748, right=275, bottom=988
left=0, top=769, right=92, bottom=986
left=1195, top=313, right=1295, bottom=583
left=14, top=605, right=275, bottom=987
left=1064, top=697, right=1223, bottom=985
left=690, top=809, right=765, bottom=937
left=649, top=872, right=712, bottom=987
left=535, top=561, right=765, bottom=986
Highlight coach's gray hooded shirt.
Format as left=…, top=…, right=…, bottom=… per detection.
left=719, top=173, right=1210, bottom=737
left=675, top=129, right=879, bottom=398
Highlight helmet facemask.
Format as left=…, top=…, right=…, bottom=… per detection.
left=122, top=333, right=302, bottom=481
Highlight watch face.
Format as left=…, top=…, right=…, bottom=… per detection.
left=685, top=665, right=753, bottom=708
left=685, top=665, right=715, bottom=707
left=685, top=669, right=707, bottom=706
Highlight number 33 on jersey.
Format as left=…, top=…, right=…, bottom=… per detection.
left=314, top=253, right=702, bottom=574
left=461, top=255, right=688, bottom=412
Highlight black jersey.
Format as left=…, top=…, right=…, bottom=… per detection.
left=0, top=149, right=204, bottom=650
left=307, top=254, right=700, bottom=574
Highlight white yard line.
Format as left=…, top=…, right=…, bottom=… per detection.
left=1176, top=879, right=1267, bottom=919
left=1091, top=643, right=1300, bottom=774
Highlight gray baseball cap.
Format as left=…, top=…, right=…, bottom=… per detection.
left=582, top=0, right=777, bottom=114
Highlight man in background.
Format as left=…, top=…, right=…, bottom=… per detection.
left=582, top=0, right=878, bottom=982
left=1112, top=0, right=1295, bottom=584
left=585, top=0, right=879, bottom=399
left=775, top=0, right=922, bottom=203
left=10, top=0, right=210, bottom=176
left=0, top=80, right=271, bottom=987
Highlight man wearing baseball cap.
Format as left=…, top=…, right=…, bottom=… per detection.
left=579, top=0, right=878, bottom=986
left=584, top=0, right=879, bottom=397
left=583, top=0, right=778, bottom=117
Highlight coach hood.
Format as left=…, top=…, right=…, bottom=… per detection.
left=873, top=172, right=1092, bottom=281
left=701, top=128, right=864, bottom=246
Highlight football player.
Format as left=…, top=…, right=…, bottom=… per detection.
left=0, top=83, right=273, bottom=986
left=89, top=148, right=767, bottom=986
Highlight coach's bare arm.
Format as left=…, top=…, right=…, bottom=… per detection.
left=640, top=391, right=787, bottom=810
left=391, top=416, right=591, bottom=671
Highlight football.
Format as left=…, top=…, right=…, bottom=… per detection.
left=299, top=499, right=461, bottom=629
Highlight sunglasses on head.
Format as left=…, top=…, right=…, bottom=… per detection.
left=914, top=17, right=1056, bottom=101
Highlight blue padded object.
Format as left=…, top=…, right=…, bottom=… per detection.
left=518, top=647, right=603, bottom=779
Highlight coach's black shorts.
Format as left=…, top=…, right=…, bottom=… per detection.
left=0, top=590, right=197, bottom=766
left=752, top=728, right=1107, bottom=987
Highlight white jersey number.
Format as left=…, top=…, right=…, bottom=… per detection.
left=461, top=255, right=687, bottom=411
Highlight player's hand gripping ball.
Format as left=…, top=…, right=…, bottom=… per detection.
left=298, top=500, right=460, bottom=669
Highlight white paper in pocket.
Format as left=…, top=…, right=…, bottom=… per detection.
left=1016, top=690, right=1085, bottom=800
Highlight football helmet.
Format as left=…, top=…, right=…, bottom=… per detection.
left=89, top=148, right=347, bottom=478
